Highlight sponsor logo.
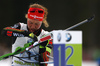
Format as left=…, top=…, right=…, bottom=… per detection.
left=30, top=15, right=43, bottom=19
left=13, top=33, right=24, bottom=37
left=57, top=33, right=61, bottom=42
left=66, top=33, right=72, bottom=42
left=7, top=31, right=12, bottom=36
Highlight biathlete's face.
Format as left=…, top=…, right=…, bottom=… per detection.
left=27, top=8, right=44, bottom=32
left=27, top=18, right=42, bottom=32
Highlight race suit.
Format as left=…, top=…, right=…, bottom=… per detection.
left=2, top=22, right=52, bottom=66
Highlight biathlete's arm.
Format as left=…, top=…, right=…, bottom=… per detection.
left=1, top=23, right=37, bottom=41
left=39, top=39, right=53, bottom=66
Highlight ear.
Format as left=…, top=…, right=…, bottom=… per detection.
left=25, top=14, right=28, bottom=18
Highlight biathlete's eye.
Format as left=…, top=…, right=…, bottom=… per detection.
left=29, top=21, right=33, bottom=24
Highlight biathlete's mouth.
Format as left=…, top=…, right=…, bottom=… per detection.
left=29, top=28, right=39, bottom=32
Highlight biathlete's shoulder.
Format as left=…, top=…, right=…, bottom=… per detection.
left=16, top=22, right=27, bottom=30
left=41, top=29, right=49, bottom=35
left=38, top=29, right=51, bottom=39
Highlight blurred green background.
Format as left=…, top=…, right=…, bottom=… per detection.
left=0, top=0, right=100, bottom=62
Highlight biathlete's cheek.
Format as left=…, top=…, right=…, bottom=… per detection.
left=35, top=25, right=40, bottom=30
left=35, top=23, right=41, bottom=28
left=27, top=22, right=32, bottom=28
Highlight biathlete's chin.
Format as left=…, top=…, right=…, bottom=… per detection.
left=29, top=28, right=38, bottom=32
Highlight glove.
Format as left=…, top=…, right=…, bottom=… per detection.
left=39, top=40, right=49, bottom=53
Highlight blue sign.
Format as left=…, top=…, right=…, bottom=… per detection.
left=53, top=44, right=65, bottom=66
